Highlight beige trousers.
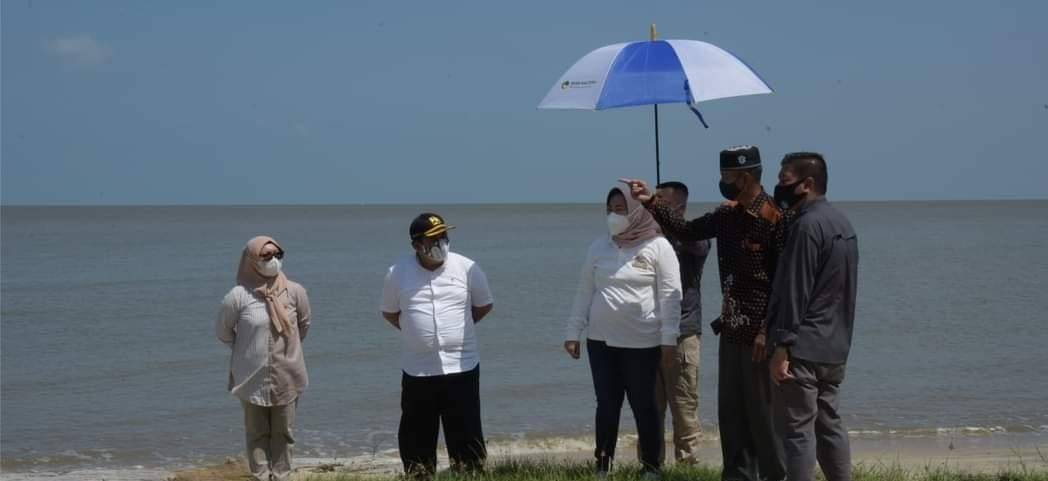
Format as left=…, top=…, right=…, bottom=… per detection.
left=654, top=334, right=702, bottom=463
left=241, top=400, right=297, bottom=481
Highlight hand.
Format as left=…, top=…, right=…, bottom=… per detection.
left=618, top=178, right=653, bottom=204
left=660, top=345, right=677, bottom=370
left=770, top=347, right=795, bottom=385
left=751, top=330, right=767, bottom=362
left=564, top=341, right=581, bottom=359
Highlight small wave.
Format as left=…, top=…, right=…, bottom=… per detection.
left=842, top=424, right=1041, bottom=438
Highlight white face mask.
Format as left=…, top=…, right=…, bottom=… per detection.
left=424, top=239, right=450, bottom=262
left=607, top=212, right=630, bottom=236
left=256, top=257, right=282, bottom=278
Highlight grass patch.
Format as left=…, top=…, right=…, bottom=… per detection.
left=291, top=460, right=1048, bottom=481
left=299, top=461, right=721, bottom=481
left=852, top=463, right=1048, bottom=481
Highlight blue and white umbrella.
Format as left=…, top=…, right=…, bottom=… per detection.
left=538, top=27, right=772, bottom=182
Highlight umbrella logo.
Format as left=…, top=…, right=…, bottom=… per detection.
left=561, top=80, right=597, bottom=90
left=738, top=155, right=747, bottom=165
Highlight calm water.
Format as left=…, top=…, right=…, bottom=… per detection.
left=2, top=202, right=1047, bottom=474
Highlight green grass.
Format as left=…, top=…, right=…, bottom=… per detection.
left=851, top=463, right=1048, bottom=481
left=298, top=460, right=1048, bottom=481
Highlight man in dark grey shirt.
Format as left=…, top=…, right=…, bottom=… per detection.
left=766, top=152, right=858, bottom=481
left=650, top=181, right=711, bottom=464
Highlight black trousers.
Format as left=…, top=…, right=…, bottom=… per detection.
left=586, top=339, right=662, bottom=472
left=399, top=366, right=486, bottom=476
left=718, top=338, right=786, bottom=481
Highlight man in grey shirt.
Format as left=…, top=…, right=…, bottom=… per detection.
left=652, top=181, right=711, bottom=464
left=766, top=152, right=858, bottom=481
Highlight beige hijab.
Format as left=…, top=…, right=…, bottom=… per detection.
left=609, top=185, right=661, bottom=249
left=236, top=236, right=293, bottom=336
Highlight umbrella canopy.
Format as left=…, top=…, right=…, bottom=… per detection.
left=538, top=39, right=772, bottom=111
left=537, top=33, right=773, bottom=183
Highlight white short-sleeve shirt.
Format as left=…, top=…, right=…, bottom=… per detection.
left=381, top=251, right=494, bottom=377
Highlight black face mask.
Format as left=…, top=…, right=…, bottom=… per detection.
left=773, top=179, right=805, bottom=209
left=671, top=202, right=686, bottom=217
left=719, top=180, right=741, bottom=201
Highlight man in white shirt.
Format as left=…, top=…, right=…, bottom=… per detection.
left=381, top=213, right=494, bottom=478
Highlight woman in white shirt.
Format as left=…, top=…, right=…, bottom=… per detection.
left=564, top=185, right=682, bottom=478
left=216, top=236, right=312, bottom=481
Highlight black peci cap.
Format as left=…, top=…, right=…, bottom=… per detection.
left=409, top=213, right=455, bottom=240
left=719, top=145, right=761, bottom=171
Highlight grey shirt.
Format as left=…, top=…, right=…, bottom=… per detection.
left=667, top=236, right=711, bottom=338
left=767, top=198, right=858, bottom=364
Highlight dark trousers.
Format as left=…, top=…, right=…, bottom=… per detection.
left=718, top=338, right=786, bottom=481
left=586, top=339, right=662, bottom=472
left=399, top=366, right=486, bottom=477
left=772, top=359, right=851, bottom=481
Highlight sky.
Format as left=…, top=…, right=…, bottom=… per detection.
left=2, top=1, right=1046, bottom=205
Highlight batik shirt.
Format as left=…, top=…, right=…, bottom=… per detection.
left=647, top=191, right=788, bottom=346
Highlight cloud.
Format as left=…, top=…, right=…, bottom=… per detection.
left=46, top=35, right=111, bottom=67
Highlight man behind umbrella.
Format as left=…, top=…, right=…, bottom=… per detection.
left=647, top=181, right=711, bottom=465
left=622, top=145, right=787, bottom=481
left=381, top=213, right=494, bottom=478
left=767, top=152, right=858, bottom=481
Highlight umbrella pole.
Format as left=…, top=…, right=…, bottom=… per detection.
left=651, top=23, right=661, bottom=185
left=654, top=104, right=661, bottom=185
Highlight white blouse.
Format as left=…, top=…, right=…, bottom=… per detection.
left=565, top=236, right=682, bottom=348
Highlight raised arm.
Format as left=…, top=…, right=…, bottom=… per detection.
left=647, top=200, right=721, bottom=242
left=620, top=178, right=720, bottom=241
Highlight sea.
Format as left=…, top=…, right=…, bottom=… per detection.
left=2, top=201, right=1047, bottom=479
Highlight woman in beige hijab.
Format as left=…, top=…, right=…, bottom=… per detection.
left=216, top=236, right=311, bottom=481
left=563, top=185, right=682, bottom=479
